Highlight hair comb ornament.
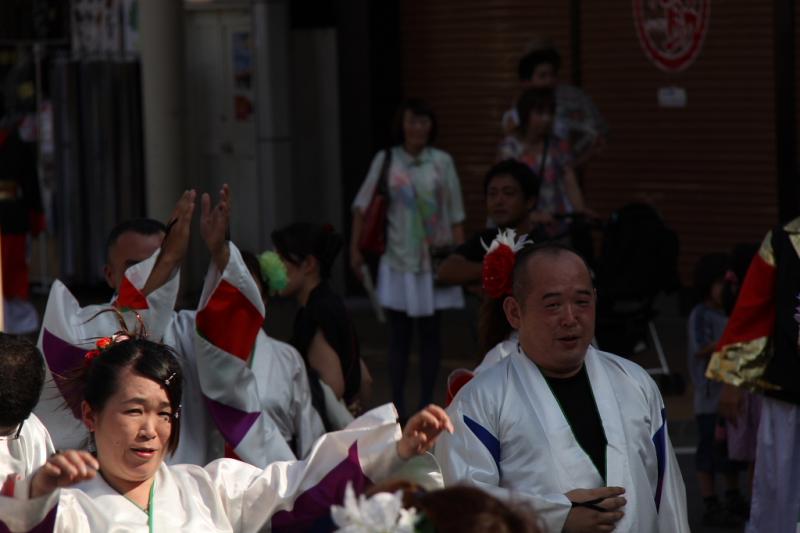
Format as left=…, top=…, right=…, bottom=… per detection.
left=81, top=308, right=148, bottom=366
left=481, top=229, right=532, bottom=299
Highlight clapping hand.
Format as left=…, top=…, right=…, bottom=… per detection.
left=200, top=184, right=231, bottom=271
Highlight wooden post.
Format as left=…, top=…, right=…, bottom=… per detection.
left=0, top=229, right=4, bottom=332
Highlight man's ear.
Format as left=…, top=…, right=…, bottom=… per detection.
left=525, top=196, right=537, bottom=211
left=503, top=296, right=523, bottom=330
left=81, top=401, right=96, bottom=432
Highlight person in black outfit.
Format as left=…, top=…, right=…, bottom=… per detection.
left=437, top=160, right=544, bottom=356
left=436, top=159, right=543, bottom=287
left=272, top=223, right=372, bottom=430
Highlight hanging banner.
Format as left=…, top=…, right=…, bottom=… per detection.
left=633, top=0, right=710, bottom=72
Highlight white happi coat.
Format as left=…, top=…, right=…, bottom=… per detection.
left=0, top=405, right=430, bottom=533
left=0, top=414, right=54, bottom=480
left=435, top=345, right=689, bottom=533
left=34, top=244, right=293, bottom=467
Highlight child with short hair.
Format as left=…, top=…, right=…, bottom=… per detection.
left=688, top=253, right=746, bottom=527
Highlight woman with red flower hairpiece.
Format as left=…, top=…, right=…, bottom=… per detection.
left=445, top=230, right=531, bottom=405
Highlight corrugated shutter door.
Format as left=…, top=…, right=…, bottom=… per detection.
left=582, top=1, right=777, bottom=280
left=400, top=1, right=572, bottom=235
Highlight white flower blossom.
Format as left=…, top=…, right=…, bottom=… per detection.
left=331, top=483, right=419, bottom=533
left=481, top=228, right=532, bottom=254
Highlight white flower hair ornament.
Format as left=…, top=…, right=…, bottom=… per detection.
left=331, top=482, right=433, bottom=533
left=480, top=229, right=532, bottom=300
left=480, top=228, right=531, bottom=255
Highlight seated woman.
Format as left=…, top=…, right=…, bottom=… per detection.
left=0, top=336, right=451, bottom=532
left=272, top=223, right=372, bottom=430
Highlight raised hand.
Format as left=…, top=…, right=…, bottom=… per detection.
left=160, top=189, right=197, bottom=266
left=142, top=190, right=196, bottom=296
left=30, top=450, right=99, bottom=498
left=564, top=486, right=626, bottom=533
left=200, top=184, right=231, bottom=271
left=396, top=404, right=454, bottom=460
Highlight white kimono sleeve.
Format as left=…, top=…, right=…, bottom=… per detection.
left=0, top=414, right=55, bottom=480
left=193, top=243, right=295, bottom=466
left=287, top=347, right=326, bottom=458
left=0, top=405, right=412, bottom=533
left=435, top=388, right=573, bottom=533
left=184, top=403, right=405, bottom=533
left=35, top=250, right=179, bottom=450
left=646, top=381, right=690, bottom=533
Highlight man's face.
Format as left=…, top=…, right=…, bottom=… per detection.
left=105, top=231, right=165, bottom=290
left=504, top=251, right=595, bottom=376
left=486, top=174, right=536, bottom=229
left=525, top=63, right=557, bottom=88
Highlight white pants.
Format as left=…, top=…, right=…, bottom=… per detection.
left=747, top=396, right=800, bottom=533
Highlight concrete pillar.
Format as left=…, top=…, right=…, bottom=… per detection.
left=139, top=0, right=185, bottom=220
left=253, top=0, right=292, bottom=246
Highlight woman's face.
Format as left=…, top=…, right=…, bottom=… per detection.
left=402, top=110, right=432, bottom=152
left=277, top=254, right=306, bottom=298
left=82, top=367, right=173, bottom=490
left=525, top=107, right=554, bottom=139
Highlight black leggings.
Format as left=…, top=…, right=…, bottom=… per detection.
left=387, top=309, right=442, bottom=418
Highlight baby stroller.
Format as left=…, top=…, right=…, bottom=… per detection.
left=594, top=203, right=685, bottom=395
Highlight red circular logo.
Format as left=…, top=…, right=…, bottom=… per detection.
left=633, top=0, right=710, bottom=72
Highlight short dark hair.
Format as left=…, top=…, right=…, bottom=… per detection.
left=105, top=218, right=166, bottom=260
left=483, top=159, right=541, bottom=199
left=517, top=47, right=561, bottom=81
left=512, top=242, right=594, bottom=303
left=272, top=222, right=343, bottom=280
left=0, top=334, right=45, bottom=427
left=516, top=88, right=557, bottom=136
left=392, top=98, right=438, bottom=146
left=693, top=253, right=729, bottom=302
left=76, top=339, right=183, bottom=454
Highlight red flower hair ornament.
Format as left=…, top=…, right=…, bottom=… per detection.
left=481, top=229, right=532, bottom=300
left=82, top=308, right=147, bottom=366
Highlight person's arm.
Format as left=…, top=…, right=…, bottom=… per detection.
left=350, top=208, right=365, bottom=280
left=140, top=189, right=195, bottom=296
left=289, top=347, right=326, bottom=458
left=202, top=404, right=451, bottom=532
left=192, top=185, right=296, bottom=466
left=563, top=166, right=586, bottom=213
left=350, top=151, right=388, bottom=280
left=451, top=223, right=465, bottom=245
left=308, top=331, right=346, bottom=400
left=436, top=253, right=483, bottom=286
left=435, top=397, right=620, bottom=533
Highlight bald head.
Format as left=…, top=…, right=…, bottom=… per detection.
left=511, top=243, right=593, bottom=306
left=504, top=243, right=596, bottom=377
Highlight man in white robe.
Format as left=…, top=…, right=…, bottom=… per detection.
left=0, top=334, right=54, bottom=480
left=34, top=187, right=293, bottom=466
left=435, top=242, right=689, bottom=532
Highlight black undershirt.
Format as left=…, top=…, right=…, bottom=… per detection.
left=543, top=364, right=608, bottom=481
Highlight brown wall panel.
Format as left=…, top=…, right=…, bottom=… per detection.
left=400, top=1, right=572, bottom=236
left=400, top=1, right=780, bottom=283
left=582, top=1, right=777, bottom=281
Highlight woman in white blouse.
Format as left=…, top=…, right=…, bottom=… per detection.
left=350, top=99, right=466, bottom=419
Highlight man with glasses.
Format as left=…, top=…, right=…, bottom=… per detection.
left=0, top=333, right=54, bottom=479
